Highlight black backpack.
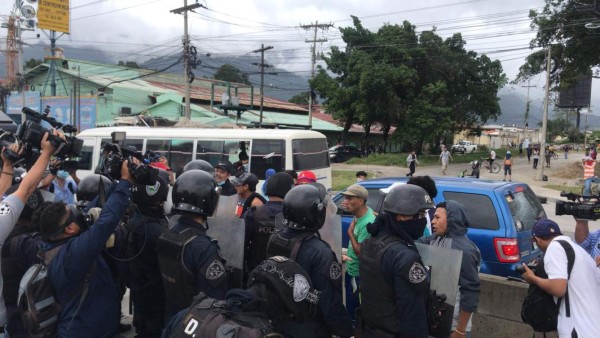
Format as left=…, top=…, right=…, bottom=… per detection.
left=169, top=293, right=281, bottom=338
left=18, top=245, right=94, bottom=338
left=521, top=240, right=575, bottom=333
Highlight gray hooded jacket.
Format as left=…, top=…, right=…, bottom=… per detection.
left=419, top=200, right=481, bottom=314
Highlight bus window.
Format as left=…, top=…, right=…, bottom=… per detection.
left=77, top=145, right=94, bottom=170
left=101, top=138, right=144, bottom=152
left=292, top=139, right=330, bottom=171
left=251, top=139, right=284, bottom=179
left=196, top=140, right=223, bottom=166
left=170, top=139, right=193, bottom=173
left=224, top=140, right=250, bottom=166
left=146, top=139, right=193, bottom=174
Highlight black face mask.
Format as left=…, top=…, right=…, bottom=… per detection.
left=394, top=217, right=428, bottom=240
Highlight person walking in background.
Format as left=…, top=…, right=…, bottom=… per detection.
left=545, top=146, right=552, bottom=168
left=564, top=144, right=570, bottom=159
left=526, top=144, right=533, bottom=164
left=533, top=147, right=540, bottom=169
left=503, top=151, right=513, bottom=181
left=439, top=146, right=452, bottom=175
left=487, top=149, right=496, bottom=173
left=519, top=142, right=523, bottom=158
left=406, top=150, right=418, bottom=177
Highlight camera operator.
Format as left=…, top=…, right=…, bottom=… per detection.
left=574, top=218, right=600, bottom=266
left=0, top=132, right=57, bottom=333
left=35, top=158, right=138, bottom=337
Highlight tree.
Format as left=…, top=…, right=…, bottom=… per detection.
left=24, top=58, right=43, bottom=69
left=118, top=61, right=141, bottom=69
left=213, top=64, right=250, bottom=85
left=516, top=0, right=600, bottom=84
left=312, top=17, right=506, bottom=151
left=288, top=92, right=310, bottom=105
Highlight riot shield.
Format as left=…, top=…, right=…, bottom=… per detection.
left=206, top=195, right=245, bottom=288
left=416, top=243, right=462, bottom=338
left=319, top=195, right=342, bottom=263
left=273, top=196, right=342, bottom=263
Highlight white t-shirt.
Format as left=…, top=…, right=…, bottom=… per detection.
left=440, top=151, right=451, bottom=163
left=544, top=236, right=600, bottom=338
left=490, top=150, right=496, bottom=160
left=0, top=194, right=25, bottom=326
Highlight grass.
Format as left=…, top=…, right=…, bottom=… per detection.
left=543, top=184, right=582, bottom=195
left=332, top=169, right=379, bottom=191
left=345, top=149, right=512, bottom=167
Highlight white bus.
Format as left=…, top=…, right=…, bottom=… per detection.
left=75, top=127, right=332, bottom=190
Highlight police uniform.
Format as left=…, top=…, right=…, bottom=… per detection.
left=359, top=215, right=430, bottom=338
left=243, top=201, right=282, bottom=274
left=267, top=227, right=352, bottom=337
left=125, top=208, right=168, bottom=337
left=157, top=216, right=229, bottom=322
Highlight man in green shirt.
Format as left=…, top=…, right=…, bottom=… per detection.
left=342, top=184, right=376, bottom=323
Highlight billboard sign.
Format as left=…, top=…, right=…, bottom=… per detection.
left=37, top=0, right=70, bottom=33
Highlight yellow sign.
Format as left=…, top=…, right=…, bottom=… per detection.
left=37, top=0, right=70, bottom=33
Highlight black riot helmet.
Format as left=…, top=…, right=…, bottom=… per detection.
left=182, top=159, right=214, bottom=174
left=132, top=169, right=169, bottom=206
left=76, top=174, right=112, bottom=208
left=171, top=169, right=220, bottom=217
left=282, top=184, right=327, bottom=231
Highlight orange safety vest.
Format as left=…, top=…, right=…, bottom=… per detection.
left=583, top=160, right=596, bottom=179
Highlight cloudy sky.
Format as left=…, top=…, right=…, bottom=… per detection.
left=1, top=0, right=597, bottom=106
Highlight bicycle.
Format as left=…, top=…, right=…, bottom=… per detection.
left=482, top=158, right=501, bottom=173
left=552, top=151, right=558, bottom=160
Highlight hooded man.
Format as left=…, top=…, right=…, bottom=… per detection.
left=419, top=200, right=481, bottom=338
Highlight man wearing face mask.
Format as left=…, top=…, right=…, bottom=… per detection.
left=359, top=184, right=433, bottom=338
left=42, top=160, right=77, bottom=205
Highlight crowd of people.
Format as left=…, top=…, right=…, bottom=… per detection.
left=0, top=132, right=598, bottom=338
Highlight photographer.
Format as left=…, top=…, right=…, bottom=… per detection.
left=36, top=158, right=137, bottom=337
left=0, top=132, right=57, bottom=332
left=574, top=218, right=600, bottom=266
left=40, top=159, right=77, bottom=206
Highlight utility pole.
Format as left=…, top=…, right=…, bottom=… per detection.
left=537, top=45, right=552, bottom=181
left=252, top=44, right=273, bottom=127
left=521, top=80, right=536, bottom=142
left=171, top=1, right=203, bottom=120
left=300, top=21, right=333, bottom=129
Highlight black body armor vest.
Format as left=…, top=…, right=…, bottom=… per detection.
left=359, top=235, right=404, bottom=336
left=156, top=227, right=202, bottom=310
left=246, top=207, right=279, bottom=272
left=266, top=231, right=316, bottom=261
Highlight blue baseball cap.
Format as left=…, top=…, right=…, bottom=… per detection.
left=532, top=218, right=563, bottom=238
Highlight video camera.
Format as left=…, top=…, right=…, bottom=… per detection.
left=18, top=107, right=83, bottom=159
left=103, top=132, right=158, bottom=185
left=555, top=177, right=600, bottom=220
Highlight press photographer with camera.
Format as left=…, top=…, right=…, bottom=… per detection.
left=39, top=159, right=78, bottom=205
left=0, top=131, right=57, bottom=332
left=33, top=158, right=139, bottom=337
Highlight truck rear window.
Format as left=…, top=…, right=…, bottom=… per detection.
left=442, top=191, right=500, bottom=230
left=507, top=188, right=546, bottom=231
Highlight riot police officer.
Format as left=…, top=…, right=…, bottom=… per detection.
left=244, top=172, right=294, bottom=277
left=156, top=170, right=229, bottom=323
left=161, top=256, right=321, bottom=338
left=126, top=171, right=170, bottom=337
left=267, top=184, right=353, bottom=338
left=182, top=159, right=214, bottom=174
left=359, top=184, right=434, bottom=338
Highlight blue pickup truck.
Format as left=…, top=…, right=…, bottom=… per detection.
left=333, top=177, right=544, bottom=277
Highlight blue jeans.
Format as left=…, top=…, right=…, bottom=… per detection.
left=344, top=272, right=360, bottom=323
